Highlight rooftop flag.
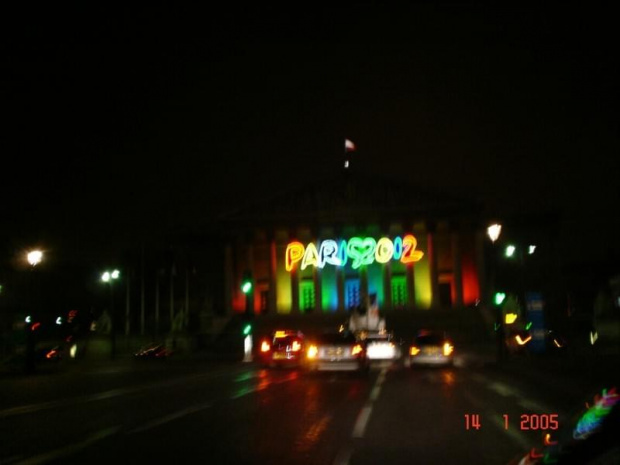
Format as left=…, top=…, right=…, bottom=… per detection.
left=345, top=139, right=356, bottom=152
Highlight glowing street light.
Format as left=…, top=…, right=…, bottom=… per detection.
left=487, top=224, right=502, bottom=243
left=101, top=269, right=120, bottom=283
left=27, top=250, right=44, bottom=267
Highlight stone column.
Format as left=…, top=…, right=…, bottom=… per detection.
left=268, top=235, right=277, bottom=314
left=427, top=229, right=440, bottom=309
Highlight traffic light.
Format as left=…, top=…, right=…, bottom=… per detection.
left=243, top=323, right=252, bottom=336
left=241, top=271, right=253, bottom=294
left=494, top=292, right=506, bottom=306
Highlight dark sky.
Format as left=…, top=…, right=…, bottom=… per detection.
left=1, top=5, right=618, bottom=265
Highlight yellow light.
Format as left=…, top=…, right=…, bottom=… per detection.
left=516, top=334, right=532, bottom=345
left=285, top=242, right=305, bottom=271
left=410, top=346, right=420, bottom=356
left=261, top=341, right=270, bottom=352
left=374, top=237, right=394, bottom=264
left=274, top=331, right=286, bottom=338
left=291, top=341, right=301, bottom=352
left=307, top=345, right=318, bottom=359
left=505, top=313, right=518, bottom=324
left=543, top=433, right=557, bottom=446
left=351, top=344, right=363, bottom=356
left=401, top=234, right=424, bottom=263
left=443, top=342, right=454, bottom=356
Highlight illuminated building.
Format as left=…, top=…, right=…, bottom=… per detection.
left=217, top=172, right=486, bottom=315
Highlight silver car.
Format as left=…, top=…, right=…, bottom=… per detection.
left=304, top=332, right=369, bottom=373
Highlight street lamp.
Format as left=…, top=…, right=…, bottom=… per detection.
left=487, top=224, right=502, bottom=243
left=101, top=269, right=120, bottom=359
left=26, top=250, right=44, bottom=267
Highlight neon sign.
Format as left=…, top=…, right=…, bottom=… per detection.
left=285, top=235, right=424, bottom=271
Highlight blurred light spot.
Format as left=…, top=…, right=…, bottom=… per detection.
left=505, top=245, right=516, bottom=258
left=505, top=313, right=517, bottom=324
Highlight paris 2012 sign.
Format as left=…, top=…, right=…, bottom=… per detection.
left=285, top=235, right=424, bottom=271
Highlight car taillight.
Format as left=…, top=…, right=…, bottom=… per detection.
left=45, top=349, right=58, bottom=359
left=410, top=346, right=420, bottom=356
left=291, top=340, right=301, bottom=352
left=443, top=342, right=454, bottom=356
left=307, top=345, right=318, bottom=359
left=261, top=341, right=271, bottom=352
left=351, top=344, right=363, bottom=356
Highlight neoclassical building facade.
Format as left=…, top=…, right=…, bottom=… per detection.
left=218, top=172, right=487, bottom=316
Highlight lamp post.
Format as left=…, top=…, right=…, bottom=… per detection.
left=486, top=224, right=506, bottom=362
left=101, top=269, right=120, bottom=359
left=25, top=249, right=44, bottom=373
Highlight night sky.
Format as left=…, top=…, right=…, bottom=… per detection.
left=1, top=5, right=618, bottom=266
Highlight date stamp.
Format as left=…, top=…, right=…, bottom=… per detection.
left=465, top=413, right=559, bottom=430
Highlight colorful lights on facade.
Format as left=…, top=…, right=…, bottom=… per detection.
left=285, top=235, right=424, bottom=272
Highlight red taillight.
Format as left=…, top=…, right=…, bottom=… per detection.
left=351, top=344, right=363, bottom=356
left=45, top=349, right=57, bottom=359
left=260, top=341, right=271, bottom=352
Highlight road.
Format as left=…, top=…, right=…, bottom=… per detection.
left=0, top=350, right=617, bottom=465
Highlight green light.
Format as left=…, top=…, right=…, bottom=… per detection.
left=243, top=324, right=252, bottom=336
left=242, top=281, right=252, bottom=294
left=494, top=292, right=506, bottom=305
left=525, top=322, right=532, bottom=330
left=505, top=245, right=516, bottom=258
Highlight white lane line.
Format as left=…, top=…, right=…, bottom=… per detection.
left=488, top=381, right=518, bottom=397
left=370, top=385, right=382, bottom=402
left=14, top=426, right=121, bottom=465
left=332, top=443, right=353, bottom=465
left=0, top=366, right=251, bottom=419
left=128, top=401, right=212, bottom=434
left=351, top=404, right=373, bottom=438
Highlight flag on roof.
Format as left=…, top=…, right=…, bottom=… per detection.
left=345, top=139, right=356, bottom=152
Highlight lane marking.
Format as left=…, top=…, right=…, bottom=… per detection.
left=370, top=385, right=382, bottom=402
left=351, top=404, right=373, bottom=438
left=128, top=401, right=212, bottom=434
left=488, top=381, right=518, bottom=397
left=332, top=443, right=353, bottom=465
left=13, top=426, right=121, bottom=465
